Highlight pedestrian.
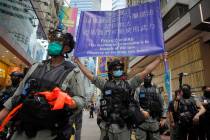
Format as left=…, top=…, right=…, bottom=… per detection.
left=0, top=72, right=24, bottom=110
left=89, top=103, right=94, bottom=118
left=134, top=73, right=167, bottom=140
left=199, top=86, right=210, bottom=140
left=0, top=29, right=85, bottom=140
left=175, top=84, right=205, bottom=140
left=74, top=53, right=167, bottom=140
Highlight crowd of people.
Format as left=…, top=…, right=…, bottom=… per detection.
left=0, top=29, right=209, bottom=140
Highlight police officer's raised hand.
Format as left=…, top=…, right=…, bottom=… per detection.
left=160, top=52, right=168, bottom=61
left=73, top=56, right=94, bottom=81
left=73, top=57, right=81, bottom=64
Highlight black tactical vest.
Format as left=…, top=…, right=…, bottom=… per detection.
left=0, top=86, right=18, bottom=110
left=100, top=80, right=132, bottom=126
left=28, top=60, right=75, bottom=92
left=138, top=85, right=162, bottom=118
left=15, top=60, right=76, bottom=138
left=177, top=97, right=198, bottom=127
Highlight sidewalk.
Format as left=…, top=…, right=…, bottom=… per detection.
left=81, top=111, right=100, bottom=140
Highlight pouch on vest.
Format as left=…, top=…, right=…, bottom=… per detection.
left=178, top=98, right=198, bottom=128
left=127, top=101, right=145, bottom=127
left=15, top=94, right=72, bottom=137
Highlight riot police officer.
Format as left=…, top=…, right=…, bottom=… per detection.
left=175, top=84, right=205, bottom=140
left=0, top=72, right=24, bottom=110
left=134, top=73, right=166, bottom=140
left=0, top=29, right=85, bottom=140
left=74, top=53, right=167, bottom=140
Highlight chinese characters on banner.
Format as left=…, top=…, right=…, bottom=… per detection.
left=75, top=0, right=164, bottom=57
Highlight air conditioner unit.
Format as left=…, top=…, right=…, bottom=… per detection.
left=190, top=0, right=210, bottom=32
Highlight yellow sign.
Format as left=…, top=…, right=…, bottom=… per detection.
left=0, top=68, right=6, bottom=78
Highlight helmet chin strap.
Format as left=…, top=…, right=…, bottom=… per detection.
left=64, top=53, right=69, bottom=58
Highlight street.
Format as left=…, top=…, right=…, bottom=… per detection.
left=81, top=111, right=100, bottom=140
left=81, top=111, right=170, bottom=140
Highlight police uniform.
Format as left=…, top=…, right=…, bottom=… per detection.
left=0, top=72, right=23, bottom=109
left=92, top=75, right=143, bottom=140
left=3, top=60, right=85, bottom=140
left=74, top=110, right=83, bottom=140
left=176, top=97, right=200, bottom=140
left=199, top=96, right=210, bottom=140
left=134, top=84, right=166, bottom=140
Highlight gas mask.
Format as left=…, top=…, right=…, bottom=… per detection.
left=204, top=90, right=210, bottom=98
left=11, top=77, right=21, bottom=87
left=144, top=75, right=152, bottom=86
left=182, top=86, right=191, bottom=99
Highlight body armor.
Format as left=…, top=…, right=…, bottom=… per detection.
left=13, top=60, right=75, bottom=138
left=138, top=85, right=162, bottom=118
left=177, top=97, right=198, bottom=128
left=100, top=80, right=131, bottom=127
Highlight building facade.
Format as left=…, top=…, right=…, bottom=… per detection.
left=0, top=0, right=62, bottom=87
left=70, top=0, right=101, bottom=32
left=112, top=0, right=127, bottom=10
left=128, top=0, right=210, bottom=96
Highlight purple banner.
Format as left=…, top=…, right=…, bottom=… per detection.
left=75, top=0, right=164, bottom=57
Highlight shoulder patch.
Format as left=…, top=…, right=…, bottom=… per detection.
left=63, top=61, right=76, bottom=69
left=73, top=67, right=80, bottom=73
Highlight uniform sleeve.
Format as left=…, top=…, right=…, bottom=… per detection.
left=195, top=99, right=202, bottom=108
left=134, top=87, right=140, bottom=102
left=3, top=63, right=39, bottom=110
left=128, top=75, right=143, bottom=90
left=91, top=76, right=106, bottom=91
left=68, top=68, right=86, bottom=110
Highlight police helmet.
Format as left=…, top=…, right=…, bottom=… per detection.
left=48, top=28, right=75, bottom=53
left=145, top=73, right=154, bottom=78
left=181, top=84, right=192, bottom=98
left=10, top=72, right=24, bottom=78
left=108, top=59, right=124, bottom=72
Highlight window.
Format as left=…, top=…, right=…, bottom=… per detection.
left=163, top=3, right=188, bottom=31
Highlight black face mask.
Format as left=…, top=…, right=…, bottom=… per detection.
left=182, top=87, right=191, bottom=99
left=11, top=78, right=20, bottom=87
left=204, top=91, right=210, bottom=98
left=144, top=76, right=152, bottom=87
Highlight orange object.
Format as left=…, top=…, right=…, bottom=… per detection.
left=37, top=87, right=76, bottom=110
left=0, top=87, right=76, bottom=132
left=0, top=103, right=23, bottom=132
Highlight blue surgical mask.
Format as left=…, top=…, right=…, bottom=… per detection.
left=113, top=70, right=123, bottom=77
